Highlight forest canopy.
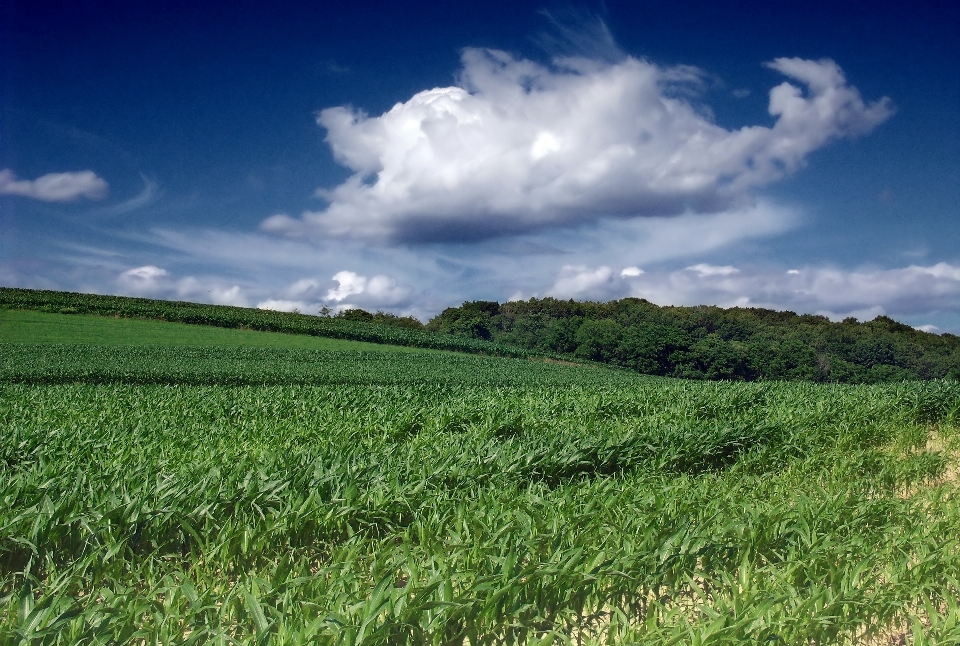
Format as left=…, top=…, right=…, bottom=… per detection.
left=426, top=297, right=960, bottom=383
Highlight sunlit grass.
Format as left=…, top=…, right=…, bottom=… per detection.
left=2, top=369, right=958, bottom=644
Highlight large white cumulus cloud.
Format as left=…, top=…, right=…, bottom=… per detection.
left=263, top=50, right=891, bottom=243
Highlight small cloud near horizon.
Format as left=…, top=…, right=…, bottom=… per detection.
left=118, top=265, right=248, bottom=307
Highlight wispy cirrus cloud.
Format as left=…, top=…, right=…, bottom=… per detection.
left=0, top=168, right=109, bottom=202
left=98, top=173, right=159, bottom=215
left=262, top=50, right=891, bottom=243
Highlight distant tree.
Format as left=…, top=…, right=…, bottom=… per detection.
left=618, top=323, right=690, bottom=375
left=424, top=296, right=960, bottom=383
left=826, top=357, right=864, bottom=383
left=545, top=317, right=582, bottom=354
left=677, top=334, right=755, bottom=381
left=332, top=307, right=423, bottom=329
left=574, top=319, right=624, bottom=363
left=866, top=315, right=916, bottom=334
left=849, top=337, right=895, bottom=368
left=427, top=301, right=499, bottom=339
left=864, top=364, right=916, bottom=383
left=371, top=311, right=423, bottom=330
left=754, top=338, right=822, bottom=381
left=335, top=308, right=374, bottom=322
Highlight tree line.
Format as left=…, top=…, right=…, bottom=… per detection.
left=424, top=297, right=960, bottom=383
left=4, top=287, right=958, bottom=383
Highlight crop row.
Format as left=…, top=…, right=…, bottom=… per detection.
left=2, top=379, right=959, bottom=643
left=0, top=344, right=627, bottom=387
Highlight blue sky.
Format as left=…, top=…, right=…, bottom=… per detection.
left=2, top=0, right=959, bottom=331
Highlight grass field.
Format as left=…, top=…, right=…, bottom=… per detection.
left=0, top=288, right=544, bottom=359
left=2, top=310, right=959, bottom=644
left=0, top=309, right=427, bottom=352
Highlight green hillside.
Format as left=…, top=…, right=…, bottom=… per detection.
left=0, top=287, right=544, bottom=359
left=0, top=309, right=428, bottom=352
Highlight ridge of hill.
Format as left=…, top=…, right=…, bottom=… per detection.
left=427, top=297, right=960, bottom=383
left=0, top=287, right=543, bottom=360
left=0, top=308, right=437, bottom=352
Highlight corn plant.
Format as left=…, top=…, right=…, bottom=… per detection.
left=1, top=346, right=958, bottom=644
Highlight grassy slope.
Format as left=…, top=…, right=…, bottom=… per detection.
left=0, top=309, right=433, bottom=352
left=0, top=287, right=550, bottom=359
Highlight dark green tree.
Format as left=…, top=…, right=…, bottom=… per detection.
left=574, top=319, right=624, bottom=363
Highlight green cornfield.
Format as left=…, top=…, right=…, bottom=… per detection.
left=1, top=344, right=959, bottom=644
left=0, top=288, right=539, bottom=359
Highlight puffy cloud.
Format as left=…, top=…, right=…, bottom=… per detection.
left=256, top=271, right=415, bottom=315
left=326, top=270, right=369, bottom=301
left=264, top=50, right=890, bottom=243
left=117, top=265, right=248, bottom=307
left=367, top=275, right=412, bottom=301
left=541, top=262, right=960, bottom=323
left=285, top=278, right=324, bottom=298
left=548, top=265, right=617, bottom=299
left=0, top=168, right=108, bottom=202
left=325, top=270, right=412, bottom=308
